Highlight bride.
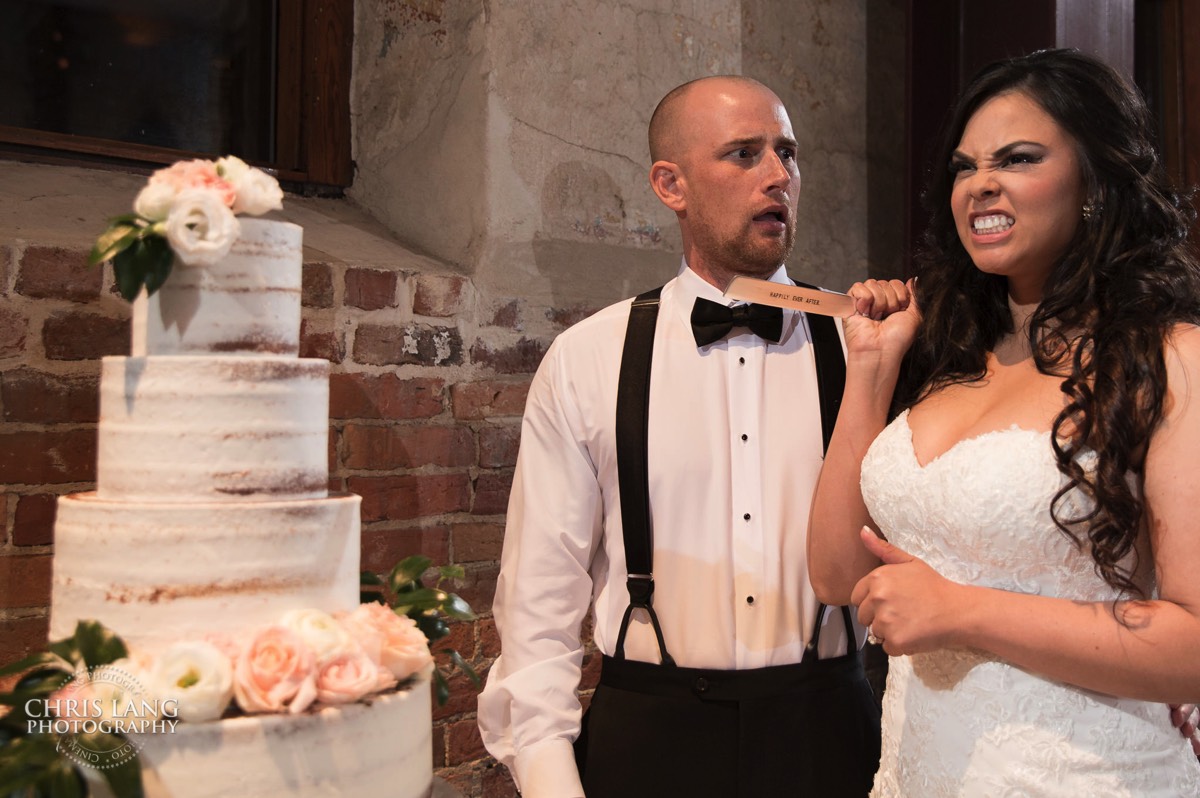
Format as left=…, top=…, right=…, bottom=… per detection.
left=809, top=49, right=1200, bottom=796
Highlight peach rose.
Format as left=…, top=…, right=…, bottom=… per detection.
left=341, top=602, right=432, bottom=681
left=315, top=648, right=387, bottom=705
left=232, top=626, right=317, bottom=715
left=147, top=159, right=236, bottom=207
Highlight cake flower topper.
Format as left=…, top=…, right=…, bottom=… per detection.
left=89, top=156, right=283, bottom=301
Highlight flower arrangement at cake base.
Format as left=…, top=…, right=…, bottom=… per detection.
left=0, top=557, right=478, bottom=798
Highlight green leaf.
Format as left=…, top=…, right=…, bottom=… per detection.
left=73, top=621, right=128, bottom=669
left=0, top=651, right=69, bottom=680
left=14, top=667, right=73, bottom=697
left=436, top=564, right=465, bottom=581
left=139, top=235, right=175, bottom=296
left=445, top=649, right=482, bottom=687
left=359, top=571, right=385, bottom=588
left=44, top=760, right=86, bottom=798
left=413, top=616, right=449, bottom=643
left=432, top=669, right=450, bottom=707
left=111, top=245, right=150, bottom=302
left=389, top=587, right=445, bottom=612
left=92, top=738, right=144, bottom=798
left=389, top=556, right=432, bottom=593
left=89, top=223, right=141, bottom=266
left=441, top=594, right=476, bottom=621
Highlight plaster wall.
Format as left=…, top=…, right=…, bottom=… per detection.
left=350, top=0, right=884, bottom=310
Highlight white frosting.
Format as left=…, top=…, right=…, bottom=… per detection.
left=97, top=356, right=329, bottom=502
left=88, top=676, right=433, bottom=798
left=50, top=493, right=361, bottom=652
left=131, top=219, right=303, bottom=357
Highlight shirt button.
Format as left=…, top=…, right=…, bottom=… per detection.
left=741, top=433, right=748, bottom=441
left=746, top=595, right=755, bottom=605
left=738, top=356, right=745, bottom=365
left=743, top=513, right=751, bottom=521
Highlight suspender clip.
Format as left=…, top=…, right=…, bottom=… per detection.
left=626, top=573, right=655, bottom=607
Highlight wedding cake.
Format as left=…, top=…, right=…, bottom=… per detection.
left=47, top=161, right=435, bottom=798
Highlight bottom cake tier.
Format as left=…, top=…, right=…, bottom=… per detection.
left=89, top=673, right=433, bottom=798
left=50, top=492, right=362, bottom=652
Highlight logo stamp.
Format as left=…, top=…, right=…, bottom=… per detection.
left=26, top=663, right=179, bottom=771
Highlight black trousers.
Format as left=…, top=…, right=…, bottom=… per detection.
left=574, top=653, right=881, bottom=798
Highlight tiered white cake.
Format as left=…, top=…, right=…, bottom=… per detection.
left=49, top=219, right=434, bottom=798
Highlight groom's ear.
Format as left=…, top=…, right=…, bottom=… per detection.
left=650, top=161, right=686, bottom=213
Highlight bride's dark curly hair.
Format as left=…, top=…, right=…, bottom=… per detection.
left=895, top=48, right=1200, bottom=596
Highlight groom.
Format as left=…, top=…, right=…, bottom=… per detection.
left=477, top=75, right=898, bottom=797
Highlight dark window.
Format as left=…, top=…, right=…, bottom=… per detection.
left=0, top=0, right=351, bottom=190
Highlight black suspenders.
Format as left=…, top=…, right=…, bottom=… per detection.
left=613, top=282, right=852, bottom=664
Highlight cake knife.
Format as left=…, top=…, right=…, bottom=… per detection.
left=723, top=275, right=855, bottom=317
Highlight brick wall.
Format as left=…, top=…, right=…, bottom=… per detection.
left=0, top=239, right=604, bottom=797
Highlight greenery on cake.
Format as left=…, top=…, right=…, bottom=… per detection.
left=0, top=557, right=476, bottom=798
left=89, top=156, right=284, bottom=302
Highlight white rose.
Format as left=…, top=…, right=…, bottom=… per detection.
left=230, top=167, right=283, bottom=216
left=217, top=155, right=283, bottom=216
left=165, top=188, right=240, bottom=267
left=147, top=641, right=234, bottom=723
left=279, top=609, right=356, bottom=666
left=133, top=181, right=177, bottom=222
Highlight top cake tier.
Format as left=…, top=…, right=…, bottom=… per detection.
left=131, top=219, right=303, bottom=357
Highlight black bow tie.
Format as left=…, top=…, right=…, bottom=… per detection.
left=690, top=297, right=783, bottom=347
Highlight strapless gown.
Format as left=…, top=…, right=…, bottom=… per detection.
left=860, top=410, right=1200, bottom=797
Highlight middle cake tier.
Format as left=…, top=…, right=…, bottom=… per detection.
left=50, top=493, right=362, bottom=653
left=97, top=355, right=330, bottom=502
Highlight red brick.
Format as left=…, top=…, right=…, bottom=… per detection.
left=453, top=564, right=499, bottom=616
left=451, top=380, right=530, bottom=420
left=16, top=246, right=101, bottom=301
left=432, top=723, right=446, bottom=769
left=345, top=268, right=398, bottom=311
left=0, top=430, right=97, bottom=485
left=432, top=665, right=483, bottom=721
left=0, top=305, right=28, bottom=357
left=360, top=525, right=451, bottom=575
left=13, top=493, right=57, bottom=547
left=349, top=474, right=471, bottom=523
left=547, top=305, right=600, bottom=330
left=482, top=762, right=519, bottom=798
left=580, top=649, right=603, bottom=691
left=488, top=299, right=521, bottom=329
left=299, top=320, right=346, bottom=363
left=354, top=323, right=463, bottom=367
left=471, top=471, right=512, bottom=516
left=342, top=424, right=475, bottom=470
left=439, top=619, right=475, bottom=663
left=469, top=337, right=548, bottom=374
left=479, top=618, right=500, bottom=659
left=439, top=769, right=475, bottom=797
left=0, top=616, right=50, bottom=670
left=302, top=262, right=334, bottom=308
left=446, top=718, right=488, bottom=765
left=453, top=522, right=505, bottom=563
left=0, top=554, right=53, bottom=609
left=1, top=367, right=100, bottom=423
left=478, top=424, right=520, bottom=468
left=0, top=493, right=7, bottom=543
left=329, top=373, right=445, bottom=420
left=412, top=274, right=468, bottom=317
left=43, top=310, right=130, bottom=360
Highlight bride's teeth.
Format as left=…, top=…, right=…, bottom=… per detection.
left=973, top=214, right=1014, bottom=232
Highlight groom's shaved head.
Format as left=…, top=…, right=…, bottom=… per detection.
left=648, top=75, right=777, bottom=163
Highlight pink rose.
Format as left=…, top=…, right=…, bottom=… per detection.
left=314, top=648, right=389, bottom=705
left=147, top=160, right=236, bottom=207
left=341, top=603, right=432, bottom=681
left=232, top=626, right=317, bottom=715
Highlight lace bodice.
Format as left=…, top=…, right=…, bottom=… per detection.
left=860, top=411, right=1200, bottom=797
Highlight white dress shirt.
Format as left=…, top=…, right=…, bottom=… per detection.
left=477, top=264, right=856, bottom=797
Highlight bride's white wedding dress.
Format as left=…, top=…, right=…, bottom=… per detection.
left=860, top=410, right=1200, bottom=797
